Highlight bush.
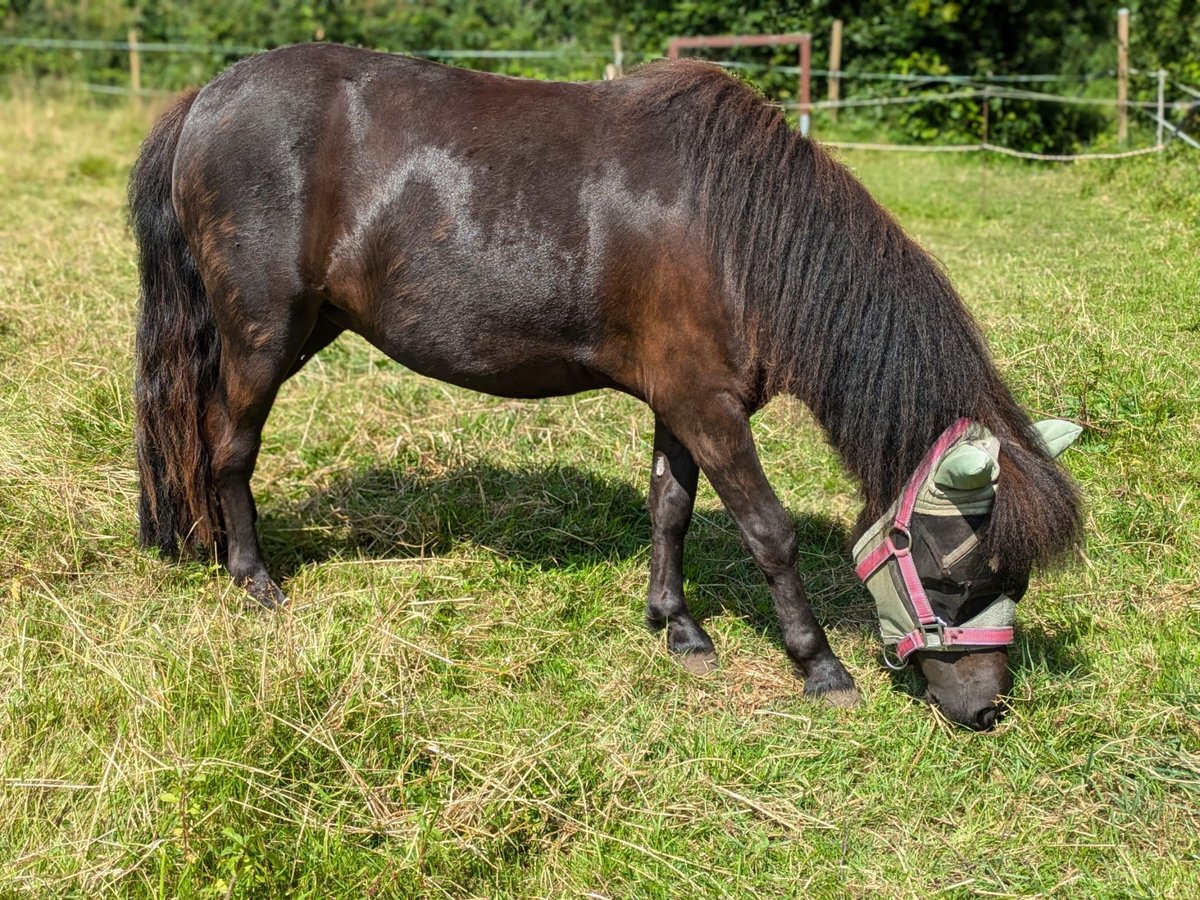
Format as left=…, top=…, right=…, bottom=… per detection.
left=2, top=1, right=1196, bottom=148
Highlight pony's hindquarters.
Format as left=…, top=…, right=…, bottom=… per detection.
left=129, top=90, right=223, bottom=557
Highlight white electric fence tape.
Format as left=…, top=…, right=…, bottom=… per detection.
left=3, top=34, right=1196, bottom=155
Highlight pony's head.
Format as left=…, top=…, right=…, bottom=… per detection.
left=853, top=418, right=1081, bottom=729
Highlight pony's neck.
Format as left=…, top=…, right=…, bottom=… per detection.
left=741, top=143, right=1030, bottom=517
left=630, top=60, right=1032, bottom=513
left=636, top=59, right=1080, bottom=571
left=751, top=144, right=1083, bottom=574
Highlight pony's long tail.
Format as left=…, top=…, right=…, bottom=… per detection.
left=129, top=89, right=223, bottom=557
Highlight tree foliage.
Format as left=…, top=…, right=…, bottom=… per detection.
left=3, top=1, right=1195, bottom=148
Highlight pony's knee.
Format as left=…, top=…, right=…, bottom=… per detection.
left=743, top=514, right=797, bottom=575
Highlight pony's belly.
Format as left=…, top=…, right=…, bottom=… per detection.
left=390, top=350, right=609, bottom=399
left=363, top=318, right=611, bottom=399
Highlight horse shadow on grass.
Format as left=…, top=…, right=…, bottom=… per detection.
left=260, top=462, right=854, bottom=635
left=258, top=461, right=1088, bottom=689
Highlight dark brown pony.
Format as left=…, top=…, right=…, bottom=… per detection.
left=130, top=44, right=1080, bottom=728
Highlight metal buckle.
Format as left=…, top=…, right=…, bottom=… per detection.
left=920, top=619, right=946, bottom=649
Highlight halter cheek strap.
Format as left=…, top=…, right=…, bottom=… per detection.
left=855, top=418, right=1014, bottom=663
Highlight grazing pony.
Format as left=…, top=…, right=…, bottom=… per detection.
left=130, top=45, right=1081, bottom=728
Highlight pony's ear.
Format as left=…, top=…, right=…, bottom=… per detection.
left=1033, top=419, right=1083, bottom=459
left=933, top=443, right=999, bottom=491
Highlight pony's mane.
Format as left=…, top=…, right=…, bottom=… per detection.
left=624, top=60, right=1081, bottom=575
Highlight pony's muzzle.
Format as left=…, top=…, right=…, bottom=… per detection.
left=916, top=647, right=1012, bottom=730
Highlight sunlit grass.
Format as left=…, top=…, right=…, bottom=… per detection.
left=1, top=90, right=1197, bottom=897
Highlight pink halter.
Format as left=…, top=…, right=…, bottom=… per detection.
left=855, top=418, right=1014, bottom=665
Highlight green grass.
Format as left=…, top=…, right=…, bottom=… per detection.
left=1, top=90, right=1198, bottom=898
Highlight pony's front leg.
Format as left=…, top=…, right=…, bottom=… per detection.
left=662, top=395, right=859, bottom=704
left=646, top=417, right=717, bottom=673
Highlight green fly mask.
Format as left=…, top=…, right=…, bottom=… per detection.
left=852, top=418, right=1081, bottom=669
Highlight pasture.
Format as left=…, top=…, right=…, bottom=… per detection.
left=1, top=89, right=1198, bottom=897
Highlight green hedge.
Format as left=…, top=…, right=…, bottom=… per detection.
left=2, top=1, right=1196, bottom=150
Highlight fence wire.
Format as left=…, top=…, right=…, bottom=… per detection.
left=3, top=34, right=1196, bottom=158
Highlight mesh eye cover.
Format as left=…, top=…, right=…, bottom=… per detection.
left=852, top=420, right=1016, bottom=655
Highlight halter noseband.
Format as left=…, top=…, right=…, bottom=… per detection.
left=854, top=418, right=1014, bottom=668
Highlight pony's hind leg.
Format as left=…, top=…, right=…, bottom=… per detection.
left=646, top=417, right=717, bottom=674
left=661, top=394, right=859, bottom=705
left=207, top=298, right=321, bottom=607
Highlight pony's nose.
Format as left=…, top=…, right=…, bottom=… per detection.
left=974, top=704, right=1002, bottom=731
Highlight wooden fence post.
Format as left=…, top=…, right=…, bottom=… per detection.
left=980, top=81, right=990, bottom=217
left=612, top=33, right=623, bottom=77
left=828, top=19, right=843, bottom=124
left=799, top=34, right=811, bottom=137
left=1117, top=8, right=1129, bottom=142
left=128, top=27, right=141, bottom=100
left=1156, top=68, right=1165, bottom=148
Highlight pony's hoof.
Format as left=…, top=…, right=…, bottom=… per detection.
left=677, top=650, right=719, bottom=675
left=803, top=665, right=859, bottom=707
left=812, top=687, right=860, bottom=708
left=243, top=576, right=288, bottom=610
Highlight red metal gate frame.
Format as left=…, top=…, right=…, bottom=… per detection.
left=667, top=33, right=812, bottom=136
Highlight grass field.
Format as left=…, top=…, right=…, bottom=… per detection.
left=1, top=89, right=1198, bottom=898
